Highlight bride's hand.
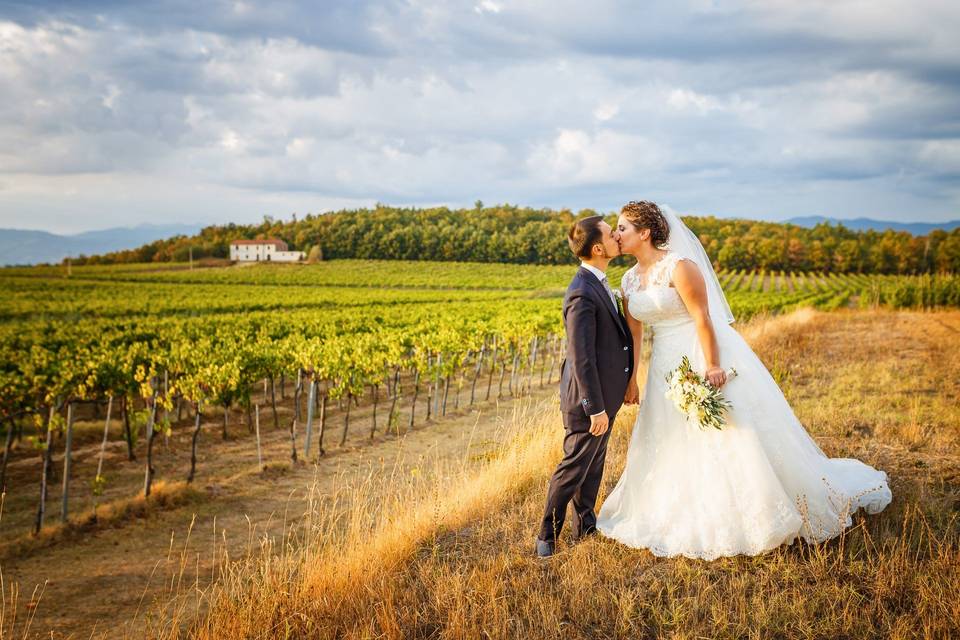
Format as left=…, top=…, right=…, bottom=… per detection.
left=705, top=366, right=727, bottom=388
left=624, top=380, right=640, bottom=405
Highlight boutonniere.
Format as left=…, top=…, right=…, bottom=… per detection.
left=613, top=288, right=624, bottom=316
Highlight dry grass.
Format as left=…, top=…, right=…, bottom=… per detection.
left=0, top=567, right=46, bottom=640
left=0, top=481, right=202, bottom=640
left=50, top=310, right=960, bottom=638
left=145, top=398, right=566, bottom=639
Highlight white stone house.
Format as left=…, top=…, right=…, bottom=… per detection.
left=229, top=239, right=305, bottom=263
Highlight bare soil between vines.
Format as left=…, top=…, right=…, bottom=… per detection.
left=1, top=372, right=553, bottom=639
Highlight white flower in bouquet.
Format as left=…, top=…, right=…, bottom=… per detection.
left=664, top=356, right=738, bottom=431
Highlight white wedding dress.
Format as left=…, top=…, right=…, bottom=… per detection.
left=596, top=251, right=892, bottom=560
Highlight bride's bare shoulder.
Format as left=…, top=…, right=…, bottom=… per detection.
left=671, top=256, right=705, bottom=287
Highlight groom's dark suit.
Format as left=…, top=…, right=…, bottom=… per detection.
left=538, top=266, right=634, bottom=543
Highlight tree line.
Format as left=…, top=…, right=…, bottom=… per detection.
left=67, top=203, right=960, bottom=274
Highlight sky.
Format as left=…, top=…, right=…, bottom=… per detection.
left=0, top=1, right=958, bottom=234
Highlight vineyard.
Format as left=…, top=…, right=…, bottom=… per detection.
left=0, top=259, right=957, bottom=540
left=719, top=267, right=960, bottom=316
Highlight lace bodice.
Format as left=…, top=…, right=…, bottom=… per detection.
left=621, top=252, right=692, bottom=329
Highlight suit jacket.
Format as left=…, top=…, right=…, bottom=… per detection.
left=559, top=267, right=634, bottom=431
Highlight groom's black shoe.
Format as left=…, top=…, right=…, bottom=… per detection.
left=535, top=537, right=556, bottom=558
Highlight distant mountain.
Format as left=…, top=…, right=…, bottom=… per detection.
left=0, top=223, right=204, bottom=266
left=785, top=216, right=960, bottom=235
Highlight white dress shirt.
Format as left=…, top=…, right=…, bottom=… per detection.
left=580, top=261, right=607, bottom=285
left=579, top=261, right=611, bottom=419
left=581, top=261, right=616, bottom=307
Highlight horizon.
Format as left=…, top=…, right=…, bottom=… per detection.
left=1, top=2, right=958, bottom=234
left=2, top=208, right=959, bottom=237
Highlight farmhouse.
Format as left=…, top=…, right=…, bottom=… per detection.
left=229, top=239, right=305, bottom=263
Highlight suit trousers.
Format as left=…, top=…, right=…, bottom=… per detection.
left=538, top=412, right=616, bottom=542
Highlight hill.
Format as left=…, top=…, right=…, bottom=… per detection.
left=786, top=215, right=960, bottom=235
left=11, top=204, right=960, bottom=274
left=0, top=223, right=203, bottom=266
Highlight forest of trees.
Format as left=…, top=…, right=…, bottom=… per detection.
left=69, top=203, right=960, bottom=274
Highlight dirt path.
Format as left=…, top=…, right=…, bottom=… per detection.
left=1, top=380, right=558, bottom=639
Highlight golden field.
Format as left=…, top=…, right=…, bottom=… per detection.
left=130, top=309, right=960, bottom=640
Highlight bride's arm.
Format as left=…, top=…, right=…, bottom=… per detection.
left=673, top=260, right=728, bottom=388
left=623, top=293, right=643, bottom=405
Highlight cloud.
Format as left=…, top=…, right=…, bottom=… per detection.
left=527, top=128, right=662, bottom=184
left=0, top=0, right=958, bottom=233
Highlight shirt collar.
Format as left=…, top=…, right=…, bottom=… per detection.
left=580, top=261, right=607, bottom=283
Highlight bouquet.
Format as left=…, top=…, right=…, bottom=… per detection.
left=664, top=356, right=738, bottom=430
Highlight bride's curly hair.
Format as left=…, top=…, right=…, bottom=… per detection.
left=621, top=200, right=669, bottom=248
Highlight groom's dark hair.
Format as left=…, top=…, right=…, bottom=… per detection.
left=568, top=215, right=604, bottom=259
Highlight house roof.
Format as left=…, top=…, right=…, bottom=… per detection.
left=230, top=238, right=288, bottom=248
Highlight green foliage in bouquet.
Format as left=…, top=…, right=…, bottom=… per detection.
left=664, top=356, right=736, bottom=431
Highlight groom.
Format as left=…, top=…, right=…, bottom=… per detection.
left=535, top=215, right=633, bottom=558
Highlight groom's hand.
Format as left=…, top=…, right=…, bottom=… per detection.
left=589, top=411, right=609, bottom=436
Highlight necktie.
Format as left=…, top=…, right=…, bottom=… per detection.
left=600, top=276, right=617, bottom=311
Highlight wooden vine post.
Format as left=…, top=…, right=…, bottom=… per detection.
left=289, top=370, right=301, bottom=464
left=303, top=374, right=316, bottom=459
left=470, top=342, right=485, bottom=405
left=60, top=402, right=74, bottom=523
left=386, top=367, right=401, bottom=435
left=34, top=403, right=57, bottom=535
left=316, top=384, right=328, bottom=457
left=188, top=400, right=203, bottom=483
left=143, top=384, right=159, bottom=498
left=255, top=404, right=263, bottom=472
left=92, top=395, right=113, bottom=517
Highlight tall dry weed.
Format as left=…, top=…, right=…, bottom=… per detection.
left=143, top=309, right=960, bottom=638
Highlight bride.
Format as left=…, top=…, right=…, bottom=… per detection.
left=595, top=201, right=892, bottom=560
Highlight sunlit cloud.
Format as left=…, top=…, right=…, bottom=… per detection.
left=0, top=1, right=957, bottom=233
